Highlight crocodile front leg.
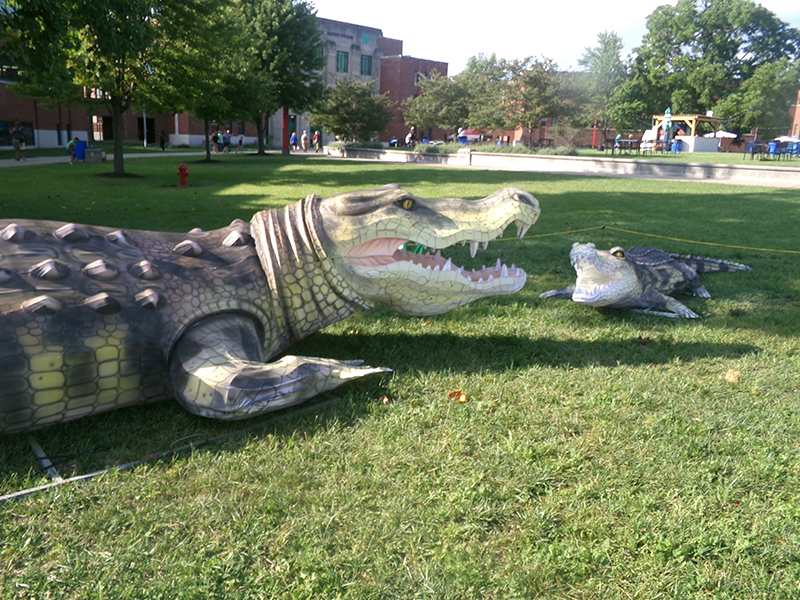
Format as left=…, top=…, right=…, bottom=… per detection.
left=168, top=314, right=390, bottom=420
left=633, top=289, right=700, bottom=318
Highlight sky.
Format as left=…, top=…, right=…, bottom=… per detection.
left=310, top=0, right=800, bottom=75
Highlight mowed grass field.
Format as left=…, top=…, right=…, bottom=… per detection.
left=1, top=154, right=800, bottom=598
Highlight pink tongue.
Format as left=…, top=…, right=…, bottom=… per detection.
left=345, top=238, right=407, bottom=259
left=348, top=255, right=398, bottom=267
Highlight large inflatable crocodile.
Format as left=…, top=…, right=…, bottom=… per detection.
left=540, top=242, right=750, bottom=318
left=0, top=185, right=539, bottom=434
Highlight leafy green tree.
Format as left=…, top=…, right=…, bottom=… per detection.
left=455, top=54, right=509, bottom=131
left=613, top=0, right=800, bottom=129
left=239, top=0, right=325, bottom=154
left=402, top=72, right=469, bottom=139
left=4, top=0, right=220, bottom=176
left=310, top=78, right=393, bottom=142
left=503, top=57, right=571, bottom=145
left=578, top=32, right=628, bottom=143
left=714, top=59, right=800, bottom=138
left=141, top=0, right=241, bottom=160
left=1, top=1, right=87, bottom=130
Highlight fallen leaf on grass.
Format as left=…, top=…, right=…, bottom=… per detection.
left=725, top=369, right=741, bottom=383
left=379, top=395, right=391, bottom=405
left=447, top=390, right=467, bottom=403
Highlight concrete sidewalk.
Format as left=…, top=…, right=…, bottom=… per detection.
left=0, top=151, right=204, bottom=168
left=4, top=148, right=800, bottom=188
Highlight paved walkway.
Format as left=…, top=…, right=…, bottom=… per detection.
left=0, top=151, right=205, bottom=168
left=3, top=149, right=799, bottom=188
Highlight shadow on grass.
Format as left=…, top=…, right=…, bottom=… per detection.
left=0, top=330, right=757, bottom=496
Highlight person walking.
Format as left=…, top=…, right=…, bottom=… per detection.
left=312, top=130, right=321, bottom=153
left=301, top=130, right=309, bottom=152
left=290, top=131, right=298, bottom=152
left=10, top=121, right=26, bottom=161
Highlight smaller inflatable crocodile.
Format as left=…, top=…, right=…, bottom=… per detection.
left=540, top=242, right=751, bottom=318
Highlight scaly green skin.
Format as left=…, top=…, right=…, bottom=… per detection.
left=0, top=185, right=540, bottom=433
left=540, top=243, right=751, bottom=318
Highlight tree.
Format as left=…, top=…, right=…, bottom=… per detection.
left=310, top=78, right=393, bottom=142
left=456, top=54, right=509, bottom=131
left=613, top=0, right=800, bottom=129
left=402, top=72, right=469, bottom=139
left=141, top=0, right=241, bottom=161
left=239, top=0, right=325, bottom=154
left=4, top=0, right=217, bottom=176
left=578, top=32, right=628, bottom=143
left=714, top=59, right=800, bottom=138
left=503, top=57, right=572, bottom=145
left=1, top=1, right=88, bottom=135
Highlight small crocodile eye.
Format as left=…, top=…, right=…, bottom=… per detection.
left=611, top=247, right=625, bottom=258
left=399, top=198, right=415, bottom=210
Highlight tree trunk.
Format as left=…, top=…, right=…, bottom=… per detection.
left=204, top=120, right=211, bottom=160
left=282, top=106, right=290, bottom=156
left=110, top=97, right=126, bottom=176
left=254, top=113, right=265, bottom=155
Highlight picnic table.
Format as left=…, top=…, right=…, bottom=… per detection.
left=610, top=139, right=640, bottom=155
left=745, top=141, right=797, bottom=160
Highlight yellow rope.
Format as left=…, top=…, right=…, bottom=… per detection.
left=499, top=225, right=800, bottom=254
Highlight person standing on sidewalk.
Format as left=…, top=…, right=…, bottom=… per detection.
left=11, top=121, right=26, bottom=161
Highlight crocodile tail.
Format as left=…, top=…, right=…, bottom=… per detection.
left=668, top=253, right=752, bottom=273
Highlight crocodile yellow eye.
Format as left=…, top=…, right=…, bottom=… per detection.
left=399, top=198, right=415, bottom=210
left=611, top=247, right=625, bottom=258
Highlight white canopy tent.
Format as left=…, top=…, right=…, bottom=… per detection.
left=703, top=130, right=738, bottom=139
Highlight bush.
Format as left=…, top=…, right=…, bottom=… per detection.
left=331, top=141, right=385, bottom=150
left=414, top=143, right=461, bottom=154
left=535, top=145, right=578, bottom=156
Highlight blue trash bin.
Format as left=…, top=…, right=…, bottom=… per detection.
left=75, top=140, right=87, bottom=160
left=671, top=139, right=682, bottom=153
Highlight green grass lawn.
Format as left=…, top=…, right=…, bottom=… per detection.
left=2, top=155, right=800, bottom=598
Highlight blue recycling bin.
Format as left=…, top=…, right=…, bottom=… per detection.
left=75, top=140, right=87, bottom=160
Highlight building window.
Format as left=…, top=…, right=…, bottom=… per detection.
left=363, top=33, right=370, bottom=45
left=336, top=51, right=349, bottom=73
left=551, top=117, right=557, bottom=128
left=361, top=55, right=372, bottom=76
left=414, top=71, right=420, bottom=85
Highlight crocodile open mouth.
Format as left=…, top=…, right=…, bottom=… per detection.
left=573, top=256, right=624, bottom=295
left=345, top=232, right=526, bottom=285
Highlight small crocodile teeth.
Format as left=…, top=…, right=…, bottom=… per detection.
left=470, top=241, right=479, bottom=258
left=516, top=220, right=532, bottom=239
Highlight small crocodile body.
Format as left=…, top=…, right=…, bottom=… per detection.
left=540, top=243, right=751, bottom=318
left=1, top=186, right=540, bottom=433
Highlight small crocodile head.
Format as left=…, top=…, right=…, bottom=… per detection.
left=315, top=185, right=540, bottom=315
left=569, top=242, right=642, bottom=306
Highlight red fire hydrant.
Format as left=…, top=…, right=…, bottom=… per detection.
left=177, top=163, right=189, bottom=188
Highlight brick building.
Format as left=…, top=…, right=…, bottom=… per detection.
left=1, top=16, right=446, bottom=150
left=380, top=54, right=449, bottom=144
left=790, top=89, right=800, bottom=139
